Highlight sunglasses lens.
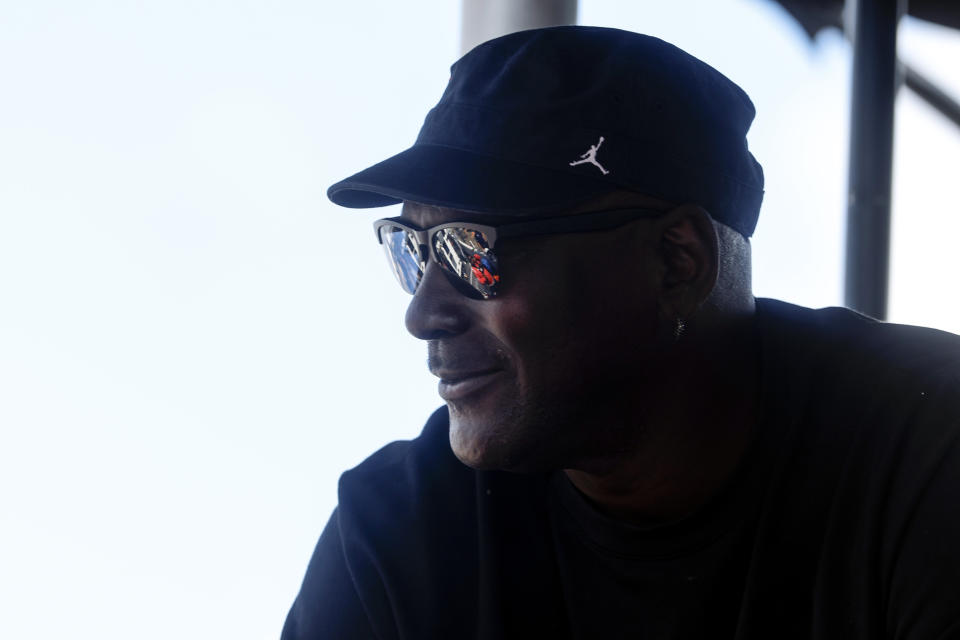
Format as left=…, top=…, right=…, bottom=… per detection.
left=380, top=226, right=425, bottom=294
left=432, top=227, right=501, bottom=298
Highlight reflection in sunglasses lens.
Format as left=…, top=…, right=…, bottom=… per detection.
left=433, top=228, right=501, bottom=298
left=382, top=227, right=424, bottom=294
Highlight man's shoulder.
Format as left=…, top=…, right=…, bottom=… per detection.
left=744, top=300, right=960, bottom=639
left=757, top=297, right=960, bottom=388
left=756, top=298, right=960, bottom=495
left=756, top=298, right=960, bottom=466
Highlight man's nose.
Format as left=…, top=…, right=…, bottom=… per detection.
left=405, top=261, right=472, bottom=340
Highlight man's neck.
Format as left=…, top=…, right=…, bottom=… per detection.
left=563, top=313, right=761, bottom=526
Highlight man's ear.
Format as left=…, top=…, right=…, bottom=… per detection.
left=654, top=204, right=719, bottom=321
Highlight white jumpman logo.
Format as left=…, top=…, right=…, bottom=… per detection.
left=569, top=136, right=610, bottom=175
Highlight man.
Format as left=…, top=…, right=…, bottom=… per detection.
left=283, top=27, right=960, bottom=639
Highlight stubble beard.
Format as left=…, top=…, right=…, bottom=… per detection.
left=447, top=380, right=582, bottom=474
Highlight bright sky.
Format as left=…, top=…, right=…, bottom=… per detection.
left=1, top=2, right=957, bottom=638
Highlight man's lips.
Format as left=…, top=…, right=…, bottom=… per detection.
left=435, top=369, right=503, bottom=401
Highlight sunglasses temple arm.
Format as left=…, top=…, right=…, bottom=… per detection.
left=497, top=208, right=663, bottom=239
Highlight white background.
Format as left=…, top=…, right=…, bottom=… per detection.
left=1, top=1, right=958, bottom=638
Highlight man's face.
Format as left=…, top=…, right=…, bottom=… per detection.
left=401, top=194, right=672, bottom=473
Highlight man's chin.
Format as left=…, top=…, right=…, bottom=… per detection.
left=447, top=412, right=552, bottom=473
left=448, top=415, right=503, bottom=470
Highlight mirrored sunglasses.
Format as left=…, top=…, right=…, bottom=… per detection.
left=373, top=207, right=665, bottom=299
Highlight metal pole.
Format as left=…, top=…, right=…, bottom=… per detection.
left=903, top=63, right=960, bottom=129
left=844, top=0, right=906, bottom=319
left=460, top=0, right=578, bottom=56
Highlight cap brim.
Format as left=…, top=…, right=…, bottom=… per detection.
left=327, top=143, right=613, bottom=215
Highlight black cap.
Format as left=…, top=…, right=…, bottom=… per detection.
left=328, top=26, right=764, bottom=237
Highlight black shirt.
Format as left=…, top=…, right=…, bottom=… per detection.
left=282, top=299, right=960, bottom=639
